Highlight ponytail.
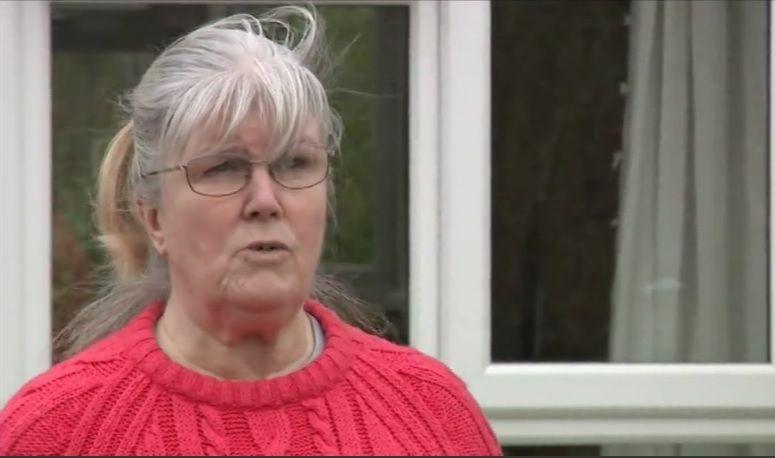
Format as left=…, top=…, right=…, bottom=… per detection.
left=95, top=121, right=149, bottom=281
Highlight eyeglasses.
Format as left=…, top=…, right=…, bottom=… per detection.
left=143, top=145, right=332, bottom=197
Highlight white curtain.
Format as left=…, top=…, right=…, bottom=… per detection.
left=607, top=0, right=770, bottom=455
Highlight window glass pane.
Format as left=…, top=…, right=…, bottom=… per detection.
left=51, top=3, right=409, bottom=358
left=491, top=0, right=769, bottom=362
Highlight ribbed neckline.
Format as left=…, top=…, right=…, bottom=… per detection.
left=120, top=300, right=359, bottom=408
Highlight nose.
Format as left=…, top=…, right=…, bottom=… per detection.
left=242, top=165, right=283, bottom=221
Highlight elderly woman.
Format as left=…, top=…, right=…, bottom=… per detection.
left=0, top=6, right=500, bottom=456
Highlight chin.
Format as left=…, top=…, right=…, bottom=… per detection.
left=233, top=292, right=293, bottom=310
left=227, top=277, right=303, bottom=309
left=222, top=271, right=309, bottom=311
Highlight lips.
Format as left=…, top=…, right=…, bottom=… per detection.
left=246, top=240, right=289, bottom=252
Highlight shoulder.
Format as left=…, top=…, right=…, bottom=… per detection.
left=0, top=336, right=129, bottom=455
left=348, top=326, right=464, bottom=390
left=350, top=331, right=502, bottom=455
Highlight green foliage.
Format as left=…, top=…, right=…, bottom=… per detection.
left=320, top=6, right=377, bottom=264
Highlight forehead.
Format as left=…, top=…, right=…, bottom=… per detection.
left=181, top=116, right=323, bottom=160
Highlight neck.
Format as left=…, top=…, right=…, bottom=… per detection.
left=156, top=294, right=314, bottom=381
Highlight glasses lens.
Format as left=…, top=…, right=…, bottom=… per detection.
left=271, top=145, right=329, bottom=189
left=186, top=154, right=250, bottom=196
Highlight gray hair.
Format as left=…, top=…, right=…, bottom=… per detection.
left=55, top=5, right=391, bottom=360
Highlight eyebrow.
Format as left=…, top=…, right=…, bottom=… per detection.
left=214, top=147, right=250, bottom=156
left=298, top=135, right=318, bottom=144
left=227, top=139, right=323, bottom=151
left=206, top=142, right=324, bottom=161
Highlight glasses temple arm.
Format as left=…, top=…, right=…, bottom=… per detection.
left=142, top=165, right=184, bottom=178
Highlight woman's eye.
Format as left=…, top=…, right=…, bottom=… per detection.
left=278, top=153, right=311, bottom=170
left=289, top=156, right=310, bottom=169
left=204, top=159, right=242, bottom=175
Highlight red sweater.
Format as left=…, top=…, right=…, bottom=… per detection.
left=0, top=301, right=501, bottom=456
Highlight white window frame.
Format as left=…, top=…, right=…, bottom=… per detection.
left=0, top=0, right=52, bottom=407
left=3, top=0, right=774, bottom=448
left=436, top=0, right=775, bottom=446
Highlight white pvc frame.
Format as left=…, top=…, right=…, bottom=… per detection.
left=0, top=0, right=52, bottom=407
left=407, top=0, right=441, bottom=357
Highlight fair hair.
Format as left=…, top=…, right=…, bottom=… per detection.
left=55, top=5, right=391, bottom=359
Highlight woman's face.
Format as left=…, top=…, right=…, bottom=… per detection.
left=143, top=117, right=328, bottom=320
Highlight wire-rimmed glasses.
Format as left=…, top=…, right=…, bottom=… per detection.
left=143, top=144, right=332, bottom=197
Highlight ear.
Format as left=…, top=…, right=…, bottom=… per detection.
left=135, top=198, right=167, bottom=258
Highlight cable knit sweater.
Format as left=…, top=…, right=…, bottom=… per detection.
left=0, top=301, right=501, bottom=456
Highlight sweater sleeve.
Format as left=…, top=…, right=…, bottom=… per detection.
left=0, top=368, right=99, bottom=456
left=397, top=354, right=503, bottom=456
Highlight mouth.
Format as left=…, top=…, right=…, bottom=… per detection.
left=246, top=241, right=289, bottom=253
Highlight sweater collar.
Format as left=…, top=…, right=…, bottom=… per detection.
left=121, top=300, right=359, bottom=408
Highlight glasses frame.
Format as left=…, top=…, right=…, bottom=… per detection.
left=143, top=148, right=333, bottom=197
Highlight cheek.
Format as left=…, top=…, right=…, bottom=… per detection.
left=291, top=190, right=328, bottom=255
left=159, top=182, right=238, bottom=259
